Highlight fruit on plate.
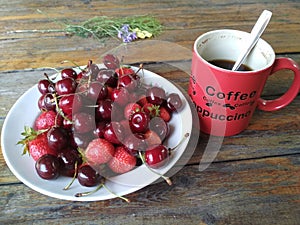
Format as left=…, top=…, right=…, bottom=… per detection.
left=17, top=54, right=186, bottom=201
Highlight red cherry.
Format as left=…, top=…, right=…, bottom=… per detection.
left=59, top=94, right=82, bottom=115
left=55, top=78, right=77, bottom=96
left=43, top=93, right=56, bottom=111
left=87, top=81, right=108, bottom=102
left=145, top=145, right=169, bottom=168
left=118, top=74, right=138, bottom=92
left=103, top=54, right=120, bottom=69
left=96, top=69, right=118, bottom=87
left=111, top=88, right=130, bottom=106
left=93, top=121, right=107, bottom=138
left=58, top=147, right=82, bottom=177
left=61, top=68, right=77, bottom=80
left=103, top=122, right=125, bottom=144
left=166, top=93, right=183, bottom=112
left=38, top=79, right=51, bottom=94
left=129, top=111, right=150, bottom=133
left=146, top=86, right=166, bottom=105
left=47, top=126, right=69, bottom=151
left=73, top=112, right=95, bottom=133
left=77, top=164, right=103, bottom=187
left=35, top=154, right=60, bottom=180
left=149, top=116, right=169, bottom=141
left=123, top=133, right=147, bottom=155
left=96, top=99, right=112, bottom=121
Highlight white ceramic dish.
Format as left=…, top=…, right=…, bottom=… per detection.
left=1, top=66, right=193, bottom=201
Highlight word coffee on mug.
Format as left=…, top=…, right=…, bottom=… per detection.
left=188, top=29, right=300, bottom=136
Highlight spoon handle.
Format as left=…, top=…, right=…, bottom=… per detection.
left=232, top=10, right=272, bottom=71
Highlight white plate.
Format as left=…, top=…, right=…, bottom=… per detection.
left=1, top=66, right=193, bottom=201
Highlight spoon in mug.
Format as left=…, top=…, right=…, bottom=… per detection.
left=232, top=10, right=272, bottom=71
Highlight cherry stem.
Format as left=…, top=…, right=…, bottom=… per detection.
left=102, top=184, right=130, bottom=203
left=138, top=151, right=172, bottom=186
left=169, top=132, right=189, bottom=152
left=52, top=93, right=73, bottom=123
left=63, top=161, right=78, bottom=190
left=74, top=179, right=130, bottom=202
left=75, top=183, right=104, bottom=197
left=135, top=63, right=144, bottom=75
left=61, top=60, right=83, bottom=71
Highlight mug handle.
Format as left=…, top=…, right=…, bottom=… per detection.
left=257, top=57, right=300, bottom=111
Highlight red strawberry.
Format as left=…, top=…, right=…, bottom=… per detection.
left=124, top=102, right=142, bottom=120
left=108, top=146, right=136, bottom=174
left=144, top=130, right=162, bottom=147
left=84, top=138, right=115, bottom=166
left=159, top=106, right=171, bottom=122
left=34, top=110, right=62, bottom=131
left=137, top=94, right=148, bottom=106
left=115, top=67, right=135, bottom=77
left=18, top=126, right=57, bottom=161
left=142, top=103, right=160, bottom=118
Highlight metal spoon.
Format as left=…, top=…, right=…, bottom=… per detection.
left=232, top=10, right=272, bottom=71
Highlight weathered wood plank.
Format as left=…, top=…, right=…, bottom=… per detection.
left=0, top=155, right=299, bottom=225
left=0, top=0, right=299, bottom=71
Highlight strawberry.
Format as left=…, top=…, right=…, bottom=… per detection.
left=142, top=103, right=160, bottom=118
left=124, top=102, right=142, bottom=120
left=84, top=138, right=115, bottom=166
left=34, top=110, right=62, bottom=131
left=108, top=146, right=136, bottom=174
left=115, top=67, right=135, bottom=77
left=18, top=126, right=57, bottom=161
left=137, top=94, right=148, bottom=106
left=144, top=130, right=162, bottom=147
left=159, top=106, right=171, bottom=122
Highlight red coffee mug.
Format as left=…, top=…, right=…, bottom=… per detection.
left=188, top=29, right=300, bottom=136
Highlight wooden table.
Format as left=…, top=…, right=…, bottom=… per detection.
left=1, top=0, right=299, bottom=224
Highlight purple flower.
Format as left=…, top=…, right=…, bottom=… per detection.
left=117, top=24, right=138, bottom=43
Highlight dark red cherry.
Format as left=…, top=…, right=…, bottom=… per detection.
left=61, top=68, right=77, bottom=80
left=73, top=112, right=95, bottom=133
left=145, top=145, right=169, bottom=168
left=71, top=132, right=93, bottom=149
left=38, top=79, right=51, bottom=94
left=166, top=93, right=183, bottom=112
left=103, top=54, right=120, bottom=69
left=63, top=114, right=73, bottom=130
left=59, top=94, right=82, bottom=115
left=96, top=69, right=118, bottom=87
left=111, top=88, right=130, bottom=106
left=96, top=99, right=112, bottom=121
left=77, top=164, right=103, bottom=187
left=87, top=81, right=108, bottom=102
left=103, top=122, right=125, bottom=145
left=58, top=148, right=82, bottom=177
left=47, top=127, right=69, bottom=151
left=55, top=78, right=77, bottom=96
left=149, top=117, right=169, bottom=141
left=38, top=94, right=47, bottom=110
left=123, top=133, right=147, bottom=155
left=43, top=93, right=56, bottom=111
left=129, top=111, right=150, bottom=133
left=93, top=121, right=107, bottom=138
left=35, top=154, right=60, bottom=180
left=146, top=86, right=166, bottom=105
left=118, top=74, right=138, bottom=92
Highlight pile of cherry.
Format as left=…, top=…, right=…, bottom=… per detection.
left=19, top=54, right=184, bottom=199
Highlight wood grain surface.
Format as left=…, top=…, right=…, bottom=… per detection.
left=0, top=0, right=299, bottom=225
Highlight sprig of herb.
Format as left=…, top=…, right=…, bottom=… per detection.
left=37, top=9, right=163, bottom=42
